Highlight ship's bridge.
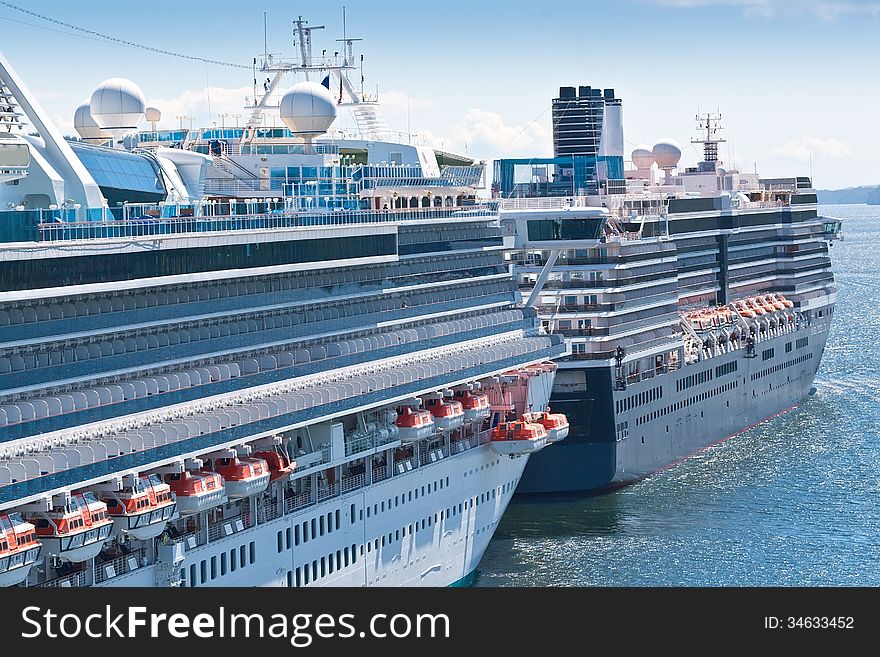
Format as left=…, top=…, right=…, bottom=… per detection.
left=499, top=202, right=609, bottom=250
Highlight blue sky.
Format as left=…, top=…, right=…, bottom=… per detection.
left=1, top=0, right=878, bottom=188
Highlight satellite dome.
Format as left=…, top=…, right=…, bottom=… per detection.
left=631, top=144, right=654, bottom=170
left=279, top=81, right=337, bottom=136
left=73, top=100, right=112, bottom=142
left=89, top=78, right=146, bottom=135
left=652, top=138, right=682, bottom=169
left=145, top=107, right=162, bottom=123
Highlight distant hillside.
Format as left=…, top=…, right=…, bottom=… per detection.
left=816, top=185, right=880, bottom=205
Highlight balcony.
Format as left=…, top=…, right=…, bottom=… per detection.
left=94, top=547, right=148, bottom=583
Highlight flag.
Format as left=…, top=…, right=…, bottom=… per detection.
left=321, top=75, right=331, bottom=89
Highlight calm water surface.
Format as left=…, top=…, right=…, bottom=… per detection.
left=476, top=204, right=880, bottom=586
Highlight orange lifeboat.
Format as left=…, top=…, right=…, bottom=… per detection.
left=734, top=301, right=755, bottom=319
left=763, top=295, right=786, bottom=311
left=0, top=512, right=41, bottom=587
left=524, top=410, right=570, bottom=443
left=746, top=299, right=767, bottom=315
left=395, top=406, right=435, bottom=442
left=101, top=474, right=177, bottom=541
left=774, top=293, right=794, bottom=309
left=758, top=295, right=778, bottom=313
left=205, top=456, right=270, bottom=499
left=252, top=448, right=295, bottom=482
left=490, top=419, right=549, bottom=457
left=453, top=390, right=491, bottom=423
left=164, top=470, right=226, bottom=516
left=28, top=492, right=113, bottom=563
left=424, top=397, right=464, bottom=431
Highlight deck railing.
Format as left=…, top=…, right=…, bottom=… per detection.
left=1, top=206, right=497, bottom=244
left=94, top=548, right=147, bottom=583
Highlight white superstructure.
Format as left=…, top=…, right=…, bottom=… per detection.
left=0, top=19, right=569, bottom=588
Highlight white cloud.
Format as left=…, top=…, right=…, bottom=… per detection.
left=147, top=85, right=253, bottom=129
left=769, top=136, right=852, bottom=160
left=379, top=91, right=437, bottom=118
left=419, top=109, right=552, bottom=160
left=653, top=0, right=880, bottom=19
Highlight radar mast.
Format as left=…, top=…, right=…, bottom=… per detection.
left=691, top=112, right=726, bottom=163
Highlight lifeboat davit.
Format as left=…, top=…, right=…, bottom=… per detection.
left=206, top=456, right=270, bottom=499
left=164, top=470, right=226, bottom=516
left=524, top=410, right=570, bottom=443
left=490, top=419, right=548, bottom=457
left=0, top=512, right=41, bottom=587
left=101, top=474, right=178, bottom=541
left=424, top=397, right=464, bottom=431
left=29, top=492, right=113, bottom=563
left=395, top=406, right=435, bottom=442
left=453, top=390, right=491, bottom=423
left=252, top=448, right=295, bottom=482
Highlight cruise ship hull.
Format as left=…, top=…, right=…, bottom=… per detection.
left=518, top=309, right=832, bottom=495
left=96, top=443, right=527, bottom=587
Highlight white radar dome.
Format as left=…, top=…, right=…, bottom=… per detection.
left=652, top=138, right=682, bottom=169
left=279, top=81, right=337, bottom=136
left=89, top=78, right=146, bottom=136
left=145, top=107, right=162, bottom=123
left=73, top=100, right=112, bottom=143
left=631, top=144, right=654, bottom=170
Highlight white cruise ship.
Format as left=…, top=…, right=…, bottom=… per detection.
left=0, top=19, right=567, bottom=588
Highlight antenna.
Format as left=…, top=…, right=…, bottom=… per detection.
left=691, top=111, right=726, bottom=163
left=263, top=12, right=268, bottom=62
left=809, top=144, right=813, bottom=182
left=335, top=6, right=363, bottom=68
left=294, top=16, right=325, bottom=69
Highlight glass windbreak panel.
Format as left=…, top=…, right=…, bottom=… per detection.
left=70, top=143, right=164, bottom=195
left=527, top=218, right=604, bottom=241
